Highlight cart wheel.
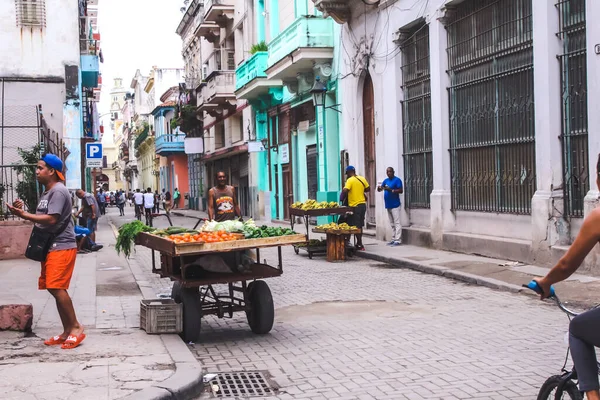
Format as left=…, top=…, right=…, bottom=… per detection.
left=171, top=281, right=182, bottom=304
left=245, top=280, right=274, bottom=334
left=294, top=246, right=299, bottom=255
left=179, top=286, right=202, bottom=343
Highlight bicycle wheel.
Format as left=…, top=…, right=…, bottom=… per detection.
left=537, top=375, right=582, bottom=400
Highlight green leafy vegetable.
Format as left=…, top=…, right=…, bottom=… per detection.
left=115, top=221, right=155, bottom=258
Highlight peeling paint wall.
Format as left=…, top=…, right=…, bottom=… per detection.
left=0, top=0, right=80, bottom=78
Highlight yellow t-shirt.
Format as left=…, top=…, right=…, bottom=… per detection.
left=344, top=175, right=369, bottom=207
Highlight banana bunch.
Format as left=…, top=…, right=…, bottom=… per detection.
left=316, top=222, right=357, bottom=230
left=291, top=200, right=340, bottom=210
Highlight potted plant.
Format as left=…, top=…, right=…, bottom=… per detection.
left=250, top=41, right=268, bottom=55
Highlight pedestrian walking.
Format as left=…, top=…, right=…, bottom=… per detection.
left=153, top=190, right=160, bottom=214
left=75, top=189, right=99, bottom=244
left=96, top=189, right=106, bottom=215
left=377, top=167, right=403, bottom=246
left=340, top=166, right=369, bottom=251
left=143, top=188, right=155, bottom=226
left=7, top=154, right=85, bottom=349
left=133, top=189, right=144, bottom=220
left=116, top=190, right=126, bottom=216
left=173, top=188, right=181, bottom=209
left=164, top=190, right=172, bottom=213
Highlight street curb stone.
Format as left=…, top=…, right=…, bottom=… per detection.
left=356, top=251, right=526, bottom=294
left=111, top=221, right=205, bottom=400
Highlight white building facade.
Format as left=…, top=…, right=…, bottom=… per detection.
left=316, top=0, right=600, bottom=269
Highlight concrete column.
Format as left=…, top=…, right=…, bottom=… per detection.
left=584, top=0, right=600, bottom=210
left=530, top=0, right=568, bottom=261
left=428, top=12, right=452, bottom=246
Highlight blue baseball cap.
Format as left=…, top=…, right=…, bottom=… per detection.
left=345, top=165, right=355, bottom=173
left=41, top=154, right=65, bottom=181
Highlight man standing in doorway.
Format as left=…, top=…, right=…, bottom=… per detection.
left=340, top=166, right=369, bottom=251
left=377, top=167, right=403, bottom=246
left=208, top=171, right=242, bottom=221
left=75, top=189, right=99, bottom=244
left=7, top=154, right=85, bottom=349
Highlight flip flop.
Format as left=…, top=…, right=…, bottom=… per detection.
left=44, top=335, right=67, bottom=346
left=61, top=333, right=86, bottom=349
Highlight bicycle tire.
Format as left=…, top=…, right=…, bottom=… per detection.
left=537, top=375, right=582, bottom=400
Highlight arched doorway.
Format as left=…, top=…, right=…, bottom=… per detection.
left=362, top=74, right=376, bottom=226
left=97, top=173, right=109, bottom=192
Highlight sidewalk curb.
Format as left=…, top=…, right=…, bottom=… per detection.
left=356, top=251, right=526, bottom=294
left=110, top=221, right=204, bottom=400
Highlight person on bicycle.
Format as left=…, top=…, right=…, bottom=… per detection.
left=133, top=189, right=144, bottom=219
left=143, top=188, right=154, bottom=225
left=535, top=153, right=600, bottom=400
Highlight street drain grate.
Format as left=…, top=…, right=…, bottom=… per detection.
left=209, top=371, right=277, bottom=398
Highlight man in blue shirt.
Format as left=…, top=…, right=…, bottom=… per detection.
left=377, top=167, right=403, bottom=246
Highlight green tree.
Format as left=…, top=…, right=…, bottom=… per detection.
left=13, top=145, right=41, bottom=213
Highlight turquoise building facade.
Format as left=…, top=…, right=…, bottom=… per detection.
left=235, top=1, right=342, bottom=222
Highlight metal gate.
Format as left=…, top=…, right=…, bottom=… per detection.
left=446, top=0, right=536, bottom=214
left=557, top=0, right=588, bottom=218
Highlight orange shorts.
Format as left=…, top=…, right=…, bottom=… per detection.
left=39, top=248, right=77, bottom=290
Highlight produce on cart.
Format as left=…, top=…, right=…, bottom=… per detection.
left=123, top=219, right=305, bottom=342
left=289, top=200, right=354, bottom=258
left=312, top=222, right=361, bottom=262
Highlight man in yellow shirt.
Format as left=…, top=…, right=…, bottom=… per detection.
left=340, top=166, right=369, bottom=250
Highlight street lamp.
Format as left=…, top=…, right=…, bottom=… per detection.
left=310, top=76, right=327, bottom=107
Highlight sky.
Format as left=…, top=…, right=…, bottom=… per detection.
left=97, top=0, right=186, bottom=143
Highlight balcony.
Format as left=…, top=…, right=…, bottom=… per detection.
left=235, top=52, right=282, bottom=100
left=195, top=18, right=220, bottom=43
left=206, top=48, right=235, bottom=78
left=312, top=0, right=350, bottom=25
left=198, top=72, right=236, bottom=116
left=81, top=54, right=100, bottom=88
left=203, top=0, right=234, bottom=27
left=155, top=134, right=186, bottom=156
left=266, top=16, right=334, bottom=80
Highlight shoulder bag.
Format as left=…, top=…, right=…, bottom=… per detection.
left=25, top=217, right=71, bottom=262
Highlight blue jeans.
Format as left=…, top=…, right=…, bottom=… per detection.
left=86, top=217, right=97, bottom=232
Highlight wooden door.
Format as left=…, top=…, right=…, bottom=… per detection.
left=362, top=74, right=377, bottom=226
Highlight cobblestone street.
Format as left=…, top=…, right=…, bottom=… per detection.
left=112, top=211, right=577, bottom=399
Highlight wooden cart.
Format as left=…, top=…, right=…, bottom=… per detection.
left=289, top=206, right=353, bottom=258
left=135, top=232, right=306, bottom=342
left=312, top=227, right=362, bottom=262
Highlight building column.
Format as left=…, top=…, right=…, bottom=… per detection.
left=530, top=0, right=567, bottom=262
left=585, top=0, right=600, bottom=212
left=429, top=11, right=453, bottom=246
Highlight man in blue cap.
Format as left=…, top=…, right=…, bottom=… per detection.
left=340, top=165, right=370, bottom=250
left=7, top=153, right=86, bottom=349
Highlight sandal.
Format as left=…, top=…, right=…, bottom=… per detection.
left=61, top=333, right=86, bottom=349
left=44, top=335, right=67, bottom=346
left=356, top=245, right=365, bottom=251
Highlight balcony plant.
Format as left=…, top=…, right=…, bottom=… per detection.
left=250, top=41, right=268, bottom=55
left=171, top=105, right=198, bottom=135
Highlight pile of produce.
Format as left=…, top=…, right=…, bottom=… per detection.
left=200, top=219, right=256, bottom=233
left=244, top=225, right=297, bottom=239
left=115, top=220, right=156, bottom=258
left=166, top=231, right=239, bottom=244
left=315, top=222, right=358, bottom=231
left=296, top=239, right=326, bottom=248
left=291, top=200, right=340, bottom=210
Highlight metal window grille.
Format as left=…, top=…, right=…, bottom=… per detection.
left=446, top=0, right=536, bottom=214
left=401, top=24, right=432, bottom=209
left=557, top=0, right=588, bottom=218
left=15, top=0, right=46, bottom=27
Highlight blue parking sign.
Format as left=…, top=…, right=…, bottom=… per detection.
left=86, top=143, right=103, bottom=168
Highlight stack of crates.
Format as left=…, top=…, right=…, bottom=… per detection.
left=139, top=299, right=183, bottom=334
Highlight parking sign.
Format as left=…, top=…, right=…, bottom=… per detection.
left=86, top=143, right=103, bottom=168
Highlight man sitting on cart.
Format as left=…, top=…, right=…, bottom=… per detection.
left=208, top=171, right=242, bottom=222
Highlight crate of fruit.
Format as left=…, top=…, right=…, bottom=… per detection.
left=140, top=299, right=183, bottom=334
